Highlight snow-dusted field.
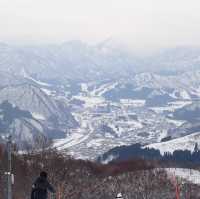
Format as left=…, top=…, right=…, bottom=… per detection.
left=120, top=99, right=146, bottom=107
left=54, top=131, right=87, bottom=150
left=166, top=168, right=200, bottom=184
left=147, top=132, right=200, bottom=155
left=150, top=100, right=192, bottom=114
left=73, top=95, right=105, bottom=108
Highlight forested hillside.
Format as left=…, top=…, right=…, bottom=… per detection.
left=1, top=145, right=200, bottom=199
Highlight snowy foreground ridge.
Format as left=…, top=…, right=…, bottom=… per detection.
left=166, top=168, right=200, bottom=184
left=147, top=132, right=200, bottom=155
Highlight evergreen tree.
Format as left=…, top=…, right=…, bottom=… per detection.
left=194, top=143, right=199, bottom=152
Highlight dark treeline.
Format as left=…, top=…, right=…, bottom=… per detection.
left=99, top=143, right=200, bottom=167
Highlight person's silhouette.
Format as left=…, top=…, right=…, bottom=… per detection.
left=31, top=171, right=55, bottom=199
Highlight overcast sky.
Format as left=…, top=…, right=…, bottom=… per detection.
left=0, top=0, right=200, bottom=49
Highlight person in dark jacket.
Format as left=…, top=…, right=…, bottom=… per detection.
left=31, top=171, right=55, bottom=199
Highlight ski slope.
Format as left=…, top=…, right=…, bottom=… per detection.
left=147, top=132, right=200, bottom=154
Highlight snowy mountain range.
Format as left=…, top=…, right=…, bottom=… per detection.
left=1, top=42, right=200, bottom=81
left=0, top=41, right=200, bottom=158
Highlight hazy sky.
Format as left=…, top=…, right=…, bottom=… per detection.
left=0, top=0, right=200, bottom=49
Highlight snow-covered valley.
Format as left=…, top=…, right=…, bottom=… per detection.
left=1, top=43, right=200, bottom=160
left=52, top=81, right=200, bottom=159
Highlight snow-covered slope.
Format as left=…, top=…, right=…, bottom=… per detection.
left=0, top=101, right=47, bottom=148
left=147, top=132, right=200, bottom=154
left=0, top=83, right=78, bottom=147
left=0, top=84, right=76, bottom=128
left=102, top=71, right=200, bottom=103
